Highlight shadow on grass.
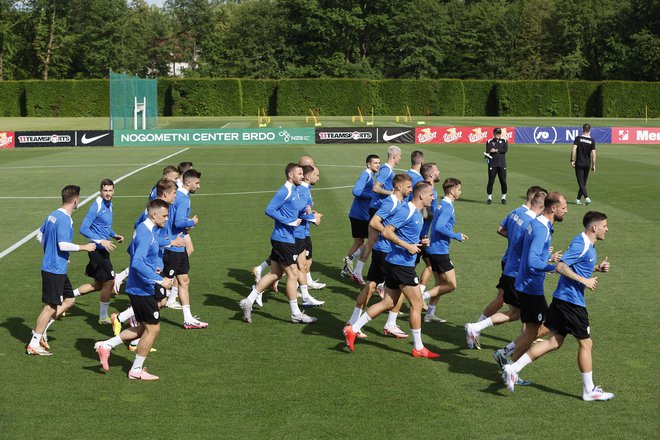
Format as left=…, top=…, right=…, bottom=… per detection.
left=76, top=337, right=133, bottom=374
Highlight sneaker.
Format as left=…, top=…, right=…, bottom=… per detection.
left=308, top=280, right=326, bottom=290
left=128, top=344, right=157, bottom=353
left=487, top=198, right=492, bottom=205
left=376, top=282, right=384, bottom=298
left=272, top=280, right=279, bottom=292
left=251, top=265, right=262, bottom=283
left=128, top=367, right=159, bottom=381
left=239, top=299, right=252, bottom=323
left=465, top=323, right=478, bottom=349
left=502, top=364, right=518, bottom=393
left=493, top=349, right=510, bottom=371
left=94, top=342, right=111, bottom=371
left=340, top=267, right=352, bottom=278
left=291, top=312, right=317, bottom=324
left=383, top=324, right=408, bottom=339
left=166, top=301, right=183, bottom=310
left=501, top=198, right=507, bottom=204
left=254, top=292, right=263, bottom=308
left=111, top=313, right=122, bottom=336
left=27, top=344, right=52, bottom=356
left=515, top=377, right=532, bottom=386
left=424, top=313, right=446, bottom=323
left=302, top=296, right=325, bottom=307
left=98, top=316, right=112, bottom=325
left=343, top=324, right=357, bottom=352
left=351, top=271, right=366, bottom=286
left=412, top=347, right=441, bottom=359
left=584, top=197, right=591, bottom=205
left=576, top=199, right=582, bottom=205
left=356, top=330, right=368, bottom=339
left=583, top=385, right=614, bottom=401
left=40, top=334, right=50, bottom=350
left=184, top=317, right=208, bottom=329
left=113, top=270, right=128, bottom=295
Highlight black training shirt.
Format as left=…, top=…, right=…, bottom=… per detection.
left=486, top=137, right=508, bottom=168
left=573, top=135, right=595, bottom=168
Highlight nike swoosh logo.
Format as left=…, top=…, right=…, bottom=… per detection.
left=81, top=133, right=110, bottom=144
left=382, top=130, right=410, bottom=142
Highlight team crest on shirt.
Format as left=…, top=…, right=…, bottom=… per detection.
left=153, top=311, right=159, bottom=319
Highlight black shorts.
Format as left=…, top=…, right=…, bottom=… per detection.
left=154, top=283, right=168, bottom=300
left=385, top=264, right=419, bottom=290
left=368, top=207, right=378, bottom=219
left=366, top=250, right=388, bottom=284
left=350, top=217, right=369, bottom=239
left=545, top=297, right=590, bottom=340
left=128, top=292, right=160, bottom=325
left=429, top=253, right=454, bottom=274
left=41, top=271, right=74, bottom=306
left=295, top=238, right=307, bottom=256
left=498, top=274, right=520, bottom=308
left=85, top=248, right=115, bottom=282
left=163, top=249, right=190, bottom=277
left=518, top=291, right=548, bottom=324
left=305, top=236, right=313, bottom=259
left=269, top=240, right=298, bottom=266
left=415, top=246, right=429, bottom=266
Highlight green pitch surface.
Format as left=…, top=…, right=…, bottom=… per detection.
left=1, top=130, right=659, bottom=438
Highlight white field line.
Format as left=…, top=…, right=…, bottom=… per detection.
left=0, top=148, right=190, bottom=260
left=1, top=162, right=366, bottom=170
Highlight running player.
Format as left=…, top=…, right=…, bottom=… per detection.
left=405, top=150, right=424, bottom=201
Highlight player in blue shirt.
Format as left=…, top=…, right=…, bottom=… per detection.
left=343, top=173, right=411, bottom=339
left=405, top=150, right=424, bottom=202
left=149, top=165, right=179, bottom=200
left=505, top=192, right=567, bottom=369
left=27, top=185, right=96, bottom=355
left=241, top=163, right=320, bottom=324
left=503, top=211, right=614, bottom=401
left=343, top=154, right=380, bottom=277
left=423, top=178, right=468, bottom=322
left=94, top=199, right=174, bottom=380
left=344, top=181, right=440, bottom=359
left=415, top=162, right=441, bottom=299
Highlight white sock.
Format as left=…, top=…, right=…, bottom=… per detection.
left=29, top=331, right=42, bottom=348
left=118, top=307, right=134, bottom=323
left=166, top=286, right=179, bottom=304
left=259, top=261, right=268, bottom=271
left=354, top=260, right=365, bottom=275
left=478, top=314, right=487, bottom=322
left=182, top=305, right=194, bottom=322
left=349, top=307, right=362, bottom=325
left=473, top=317, right=493, bottom=333
left=582, top=371, right=595, bottom=394
left=300, top=284, right=310, bottom=301
left=502, top=194, right=507, bottom=200
left=350, top=248, right=362, bottom=260
left=306, top=272, right=313, bottom=285
left=422, top=291, right=430, bottom=302
left=44, top=318, right=55, bottom=334
left=503, top=341, right=516, bottom=357
left=427, top=304, right=436, bottom=316
left=487, top=194, right=492, bottom=200
left=246, top=287, right=261, bottom=305
left=412, top=328, right=424, bottom=350
left=104, top=335, right=123, bottom=349
left=100, top=302, right=110, bottom=318
left=511, top=353, right=532, bottom=373
left=131, top=354, right=146, bottom=370
left=118, top=268, right=129, bottom=278
left=385, top=311, right=398, bottom=328
left=352, top=312, right=372, bottom=333
left=73, top=288, right=81, bottom=297
left=289, top=300, right=302, bottom=316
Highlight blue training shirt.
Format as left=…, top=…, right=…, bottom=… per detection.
left=405, top=169, right=424, bottom=202
left=427, top=197, right=462, bottom=255
left=372, top=194, right=404, bottom=253
left=348, top=169, right=374, bottom=221
left=515, top=215, right=556, bottom=296
left=552, top=232, right=597, bottom=307
left=500, top=205, right=528, bottom=263
left=169, top=188, right=195, bottom=253
left=39, top=208, right=74, bottom=275
left=502, top=208, right=537, bottom=278
left=80, top=196, right=116, bottom=251
left=369, top=163, right=395, bottom=210
left=420, top=187, right=437, bottom=238
left=385, top=202, right=424, bottom=267
left=296, top=182, right=314, bottom=239
left=126, top=218, right=164, bottom=296
left=266, top=181, right=309, bottom=244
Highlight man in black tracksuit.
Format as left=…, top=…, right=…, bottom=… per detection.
left=571, top=123, right=597, bottom=205
left=486, top=127, right=508, bottom=204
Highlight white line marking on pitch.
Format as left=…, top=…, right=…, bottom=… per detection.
left=0, top=148, right=190, bottom=260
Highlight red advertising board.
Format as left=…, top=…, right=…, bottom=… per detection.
left=415, top=126, right=515, bottom=144
left=0, top=131, right=15, bottom=149
left=612, top=127, right=660, bottom=144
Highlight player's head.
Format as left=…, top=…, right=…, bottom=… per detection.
left=298, top=156, right=315, bottom=166
left=148, top=198, right=169, bottom=228
left=285, top=163, right=303, bottom=185
left=412, top=181, right=434, bottom=208
left=530, top=190, right=547, bottom=212
left=421, top=162, right=440, bottom=183
left=61, top=185, right=81, bottom=207
left=387, top=145, right=402, bottom=164
left=393, top=173, right=413, bottom=198
left=182, top=169, right=201, bottom=193
left=582, top=123, right=591, bottom=134
left=99, top=178, right=114, bottom=201
left=494, top=128, right=502, bottom=137
left=366, top=154, right=381, bottom=172
left=178, top=161, right=193, bottom=176
left=544, top=191, right=567, bottom=222
left=162, top=165, right=179, bottom=182
left=442, top=177, right=461, bottom=199
left=526, top=185, right=548, bottom=202
left=410, top=150, right=424, bottom=167
left=583, top=211, right=608, bottom=240
left=302, top=165, right=319, bottom=185
left=156, top=178, right=177, bottom=204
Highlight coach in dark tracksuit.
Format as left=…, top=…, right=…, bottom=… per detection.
left=486, top=127, right=508, bottom=204
left=571, top=123, right=597, bottom=205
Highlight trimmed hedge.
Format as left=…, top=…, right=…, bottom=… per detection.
left=276, top=79, right=374, bottom=116
left=24, top=80, right=108, bottom=117
left=376, top=79, right=464, bottom=116
left=566, top=81, right=602, bottom=117
left=462, top=80, right=497, bottom=116
left=241, top=79, right=278, bottom=116
left=168, top=78, right=241, bottom=116
left=496, top=80, right=571, bottom=117
left=0, top=81, right=24, bottom=116
left=601, top=81, right=659, bottom=118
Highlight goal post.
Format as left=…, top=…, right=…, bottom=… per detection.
left=109, top=70, right=158, bottom=130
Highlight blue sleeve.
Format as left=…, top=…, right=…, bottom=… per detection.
left=387, top=205, right=409, bottom=230
left=528, top=229, right=555, bottom=272
left=434, top=205, right=461, bottom=240
left=265, top=187, right=297, bottom=224
left=559, top=237, right=583, bottom=267
left=132, top=230, right=162, bottom=282
left=79, top=204, right=97, bottom=239
left=173, top=197, right=195, bottom=229
left=376, top=167, right=390, bottom=186
left=56, top=215, right=70, bottom=242
left=352, top=172, right=370, bottom=198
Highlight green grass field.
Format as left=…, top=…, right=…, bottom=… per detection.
left=0, top=117, right=658, bottom=439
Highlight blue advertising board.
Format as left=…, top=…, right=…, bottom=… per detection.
left=515, top=126, right=611, bottom=144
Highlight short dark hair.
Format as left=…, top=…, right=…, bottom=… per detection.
left=420, top=162, right=437, bottom=180
left=366, top=154, right=379, bottom=164
left=442, top=177, right=461, bottom=195
left=99, top=179, right=114, bottom=190
left=182, top=169, right=201, bottom=182
left=302, top=165, right=315, bottom=176
left=156, top=178, right=177, bottom=198
left=530, top=191, right=546, bottom=208
left=61, top=185, right=80, bottom=203
left=392, top=173, right=412, bottom=187
left=285, top=163, right=301, bottom=178
left=583, top=211, right=607, bottom=228
left=410, top=150, right=424, bottom=166
left=526, top=185, right=548, bottom=202
left=544, top=192, right=565, bottom=211
left=148, top=198, right=169, bottom=214
left=178, top=161, right=193, bottom=175
left=162, top=165, right=178, bottom=176
left=494, top=128, right=502, bottom=134
left=583, top=123, right=591, bottom=132
left=413, top=181, right=432, bottom=197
